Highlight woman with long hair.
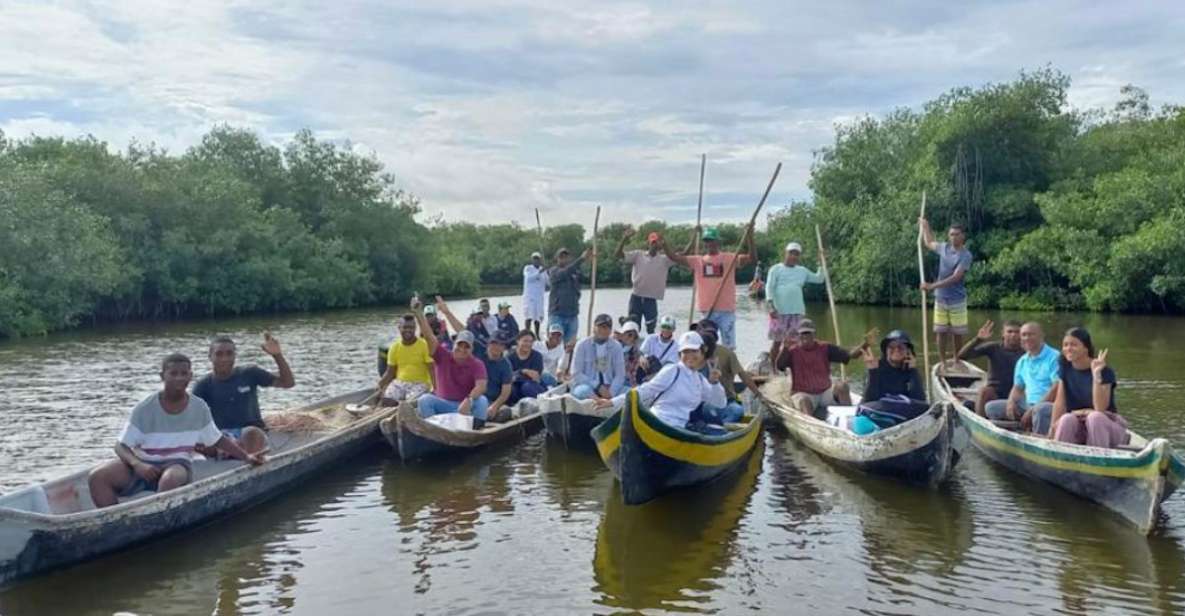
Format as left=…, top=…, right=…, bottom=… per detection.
left=1049, top=327, right=1128, bottom=448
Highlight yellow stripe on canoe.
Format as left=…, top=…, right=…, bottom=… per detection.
left=596, top=425, right=621, bottom=462
left=970, top=429, right=1162, bottom=479
left=631, top=402, right=761, bottom=467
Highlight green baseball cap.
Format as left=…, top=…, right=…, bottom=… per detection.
left=702, top=227, right=721, bottom=241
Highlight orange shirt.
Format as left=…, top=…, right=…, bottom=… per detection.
left=689, top=253, right=739, bottom=312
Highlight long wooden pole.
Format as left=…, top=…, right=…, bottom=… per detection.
left=585, top=206, right=602, bottom=337
left=815, top=224, right=844, bottom=380
left=688, top=154, right=706, bottom=325
left=535, top=208, right=545, bottom=254
left=702, top=163, right=782, bottom=318
left=917, top=191, right=932, bottom=400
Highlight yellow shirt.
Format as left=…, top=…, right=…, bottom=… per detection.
left=387, top=338, right=434, bottom=385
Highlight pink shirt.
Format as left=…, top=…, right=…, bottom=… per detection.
left=432, top=344, right=488, bottom=402
left=689, top=253, right=739, bottom=312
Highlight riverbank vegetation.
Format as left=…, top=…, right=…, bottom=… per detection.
left=2, top=69, right=1182, bottom=337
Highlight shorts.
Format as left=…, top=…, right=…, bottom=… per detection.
left=768, top=313, right=804, bottom=343
left=933, top=301, right=968, bottom=335
left=384, top=380, right=431, bottom=402
left=120, top=458, right=193, bottom=496
left=791, top=387, right=838, bottom=415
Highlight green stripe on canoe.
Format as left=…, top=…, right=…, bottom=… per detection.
left=964, top=415, right=1163, bottom=478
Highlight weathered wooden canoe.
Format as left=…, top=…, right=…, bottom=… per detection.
left=934, top=361, right=1185, bottom=534
left=755, top=377, right=957, bottom=486
left=538, top=383, right=614, bottom=449
left=0, top=388, right=390, bottom=586
left=380, top=386, right=563, bottom=461
left=591, top=389, right=765, bottom=505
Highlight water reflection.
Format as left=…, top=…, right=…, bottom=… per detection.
left=592, top=441, right=764, bottom=613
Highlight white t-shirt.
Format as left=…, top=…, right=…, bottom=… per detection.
left=533, top=340, right=570, bottom=376
left=639, top=332, right=679, bottom=366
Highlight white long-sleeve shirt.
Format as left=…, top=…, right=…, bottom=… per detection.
left=612, top=362, right=727, bottom=428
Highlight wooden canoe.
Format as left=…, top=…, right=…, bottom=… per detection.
left=0, top=388, right=390, bottom=586
left=538, top=383, right=614, bottom=449
left=590, top=389, right=765, bottom=505
left=934, top=360, right=1185, bottom=534
left=755, top=376, right=957, bottom=486
left=379, top=386, right=563, bottom=461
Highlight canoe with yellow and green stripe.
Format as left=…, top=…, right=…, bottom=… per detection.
left=936, top=361, right=1184, bottom=535
left=590, top=389, right=765, bottom=505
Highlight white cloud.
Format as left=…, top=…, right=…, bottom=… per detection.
left=1, top=0, right=1184, bottom=232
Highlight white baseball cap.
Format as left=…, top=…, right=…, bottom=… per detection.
left=619, top=321, right=640, bottom=335
left=785, top=242, right=803, bottom=253
left=678, top=331, right=705, bottom=352
left=531, top=251, right=542, bottom=259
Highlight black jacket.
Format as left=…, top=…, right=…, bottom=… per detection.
left=863, top=358, right=926, bottom=403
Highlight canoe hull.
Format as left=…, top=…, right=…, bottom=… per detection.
left=756, top=379, right=956, bottom=486
left=539, top=388, right=612, bottom=450
left=935, top=361, right=1183, bottom=534
left=0, top=389, right=386, bottom=586
left=592, top=390, right=764, bottom=506
left=381, top=391, right=559, bottom=461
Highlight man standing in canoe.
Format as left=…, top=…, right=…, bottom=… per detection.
left=765, top=241, right=826, bottom=363
left=192, top=332, right=296, bottom=457
left=89, top=353, right=263, bottom=508
left=522, top=252, right=549, bottom=338
left=956, top=320, right=1025, bottom=416
left=669, top=225, right=756, bottom=349
left=376, top=311, right=435, bottom=406
left=614, top=228, right=679, bottom=334
left=547, top=247, right=591, bottom=344
left=418, top=297, right=492, bottom=429
left=919, top=218, right=973, bottom=370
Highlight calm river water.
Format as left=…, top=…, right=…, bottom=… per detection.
left=1, top=287, right=1183, bottom=615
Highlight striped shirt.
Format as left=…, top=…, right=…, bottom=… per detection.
left=119, top=393, right=223, bottom=463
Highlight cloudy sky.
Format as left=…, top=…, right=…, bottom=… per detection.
left=2, top=1, right=1183, bottom=228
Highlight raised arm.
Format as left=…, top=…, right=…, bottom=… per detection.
left=664, top=235, right=691, bottom=268
left=919, top=217, right=938, bottom=251
left=261, top=333, right=295, bottom=388
left=614, top=228, right=634, bottom=260
left=737, top=222, right=756, bottom=267
left=415, top=300, right=438, bottom=351
left=434, top=296, right=467, bottom=334
left=1091, top=350, right=1113, bottom=413
left=956, top=322, right=993, bottom=360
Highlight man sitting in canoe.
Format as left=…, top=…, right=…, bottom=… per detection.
left=482, top=330, right=515, bottom=421
left=192, top=332, right=296, bottom=457
left=508, top=329, right=549, bottom=403
left=852, top=330, right=928, bottom=434
left=773, top=318, right=860, bottom=418
left=615, top=320, right=643, bottom=386
left=1049, top=327, right=1127, bottom=448
left=570, top=313, right=627, bottom=402
left=418, top=297, right=491, bottom=429
left=533, top=323, right=570, bottom=383
left=637, top=315, right=679, bottom=380
left=376, top=310, right=435, bottom=406
left=984, top=322, right=1059, bottom=433
left=695, top=318, right=761, bottom=425
left=956, top=320, right=1025, bottom=416
left=594, top=331, right=728, bottom=434
left=494, top=301, right=520, bottom=340
left=477, top=298, right=499, bottom=337
left=89, top=353, right=264, bottom=508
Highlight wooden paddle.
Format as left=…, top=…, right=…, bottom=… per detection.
left=815, top=224, right=844, bottom=380
left=688, top=154, right=706, bottom=325
left=346, top=390, right=381, bottom=414
left=585, top=205, right=602, bottom=337
left=701, top=163, right=782, bottom=319
left=917, top=191, right=932, bottom=400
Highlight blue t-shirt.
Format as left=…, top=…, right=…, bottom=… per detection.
left=935, top=242, right=972, bottom=304
left=191, top=366, right=275, bottom=430
left=1013, top=344, right=1060, bottom=405
left=483, top=355, right=514, bottom=401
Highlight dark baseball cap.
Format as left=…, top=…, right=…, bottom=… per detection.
left=594, top=314, right=613, bottom=327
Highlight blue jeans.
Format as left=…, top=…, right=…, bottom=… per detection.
left=704, top=400, right=745, bottom=425
left=510, top=379, right=548, bottom=404
left=985, top=398, right=1053, bottom=434
left=572, top=382, right=627, bottom=400
left=541, top=373, right=558, bottom=387
left=549, top=313, right=580, bottom=344
left=417, top=394, right=490, bottom=420
left=700, top=310, right=736, bottom=349
left=628, top=294, right=659, bottom=334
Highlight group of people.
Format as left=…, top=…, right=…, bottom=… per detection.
left=88, top=334, right=296, bottom=507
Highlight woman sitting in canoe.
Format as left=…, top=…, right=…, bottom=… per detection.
left=594, top=331, right=728, bottom=433
left=1048, top=327, right=1127, bottom=448
left=852, top=330, right=928, bottom=434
